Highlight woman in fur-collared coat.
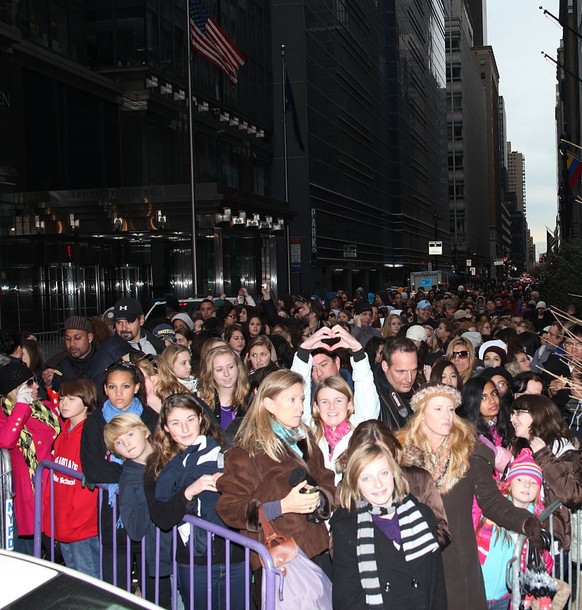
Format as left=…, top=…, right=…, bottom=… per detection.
left=397, top=383, right=542, bottom=610
left=216, top=369, right=335, bottom=575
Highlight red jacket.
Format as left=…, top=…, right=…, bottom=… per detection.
left=43, top=420, right=98, bottom=542
left=0, top=400, right=61, bottom=536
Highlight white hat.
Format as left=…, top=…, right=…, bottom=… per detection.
left=400, top=292, right=408, bottom=300
left=478, top=339, right=507, bottom=361
left=406, top=325, right=427, bottom=342
left=462, top=331, right=482, bottom=349
left=536, top=301, right=547, bottom=310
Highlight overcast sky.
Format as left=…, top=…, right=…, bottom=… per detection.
left=486, top=0, right=562, bottom=258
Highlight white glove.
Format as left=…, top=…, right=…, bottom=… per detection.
left=15, top=384, right=34, bottom=405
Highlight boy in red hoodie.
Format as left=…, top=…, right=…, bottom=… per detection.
left=43, top=378, right=99, bottom=577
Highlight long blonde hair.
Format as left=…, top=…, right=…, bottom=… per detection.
left=234, top=369, right=310, bottom=462
left=134, top=354, right=185, bottom=400
left=445, top=337, right=476, bottom=384
left=397, top=383, right=476, bottom=493
left=197, top=345, right=249, bottom=409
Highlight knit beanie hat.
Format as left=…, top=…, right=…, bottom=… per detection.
left=478, top=339, right=508, bottom=365
left=171, top=313, right=195, bottom=330
left=0, top=355, right=34, bottom=396
left=506, top=448, right=543, bottom=487
left=410, top=382, right=462, bottom=413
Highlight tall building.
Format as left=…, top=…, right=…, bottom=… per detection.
left=446, top=0, right=490, bottom=279
left=556, top=0, right=582, bottom=244
left=472, top=45, right=506, bottom=277
left=507, top=142, right=526, bottom=214
left=271, top=0, right=450, bottom=292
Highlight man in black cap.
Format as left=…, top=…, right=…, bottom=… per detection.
left=90, top=298, right=164, bottom=397
left=351, top=300, right=381, bottom=346
left=42, top=316, right=97, bottom=391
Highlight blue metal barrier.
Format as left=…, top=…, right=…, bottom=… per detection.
left=34, top=460, right=279, bottom=610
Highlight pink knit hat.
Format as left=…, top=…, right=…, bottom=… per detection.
left=505, top=449, right=543, bottom=487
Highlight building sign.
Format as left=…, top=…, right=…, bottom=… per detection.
left=428, top=241, right=442, bottom=255
left=290, top=238, right=301, bottom=273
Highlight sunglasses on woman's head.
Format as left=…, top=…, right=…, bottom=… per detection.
left=105, top=360, right=137, bottom=372
left=26, top=377, right=38, bottom=387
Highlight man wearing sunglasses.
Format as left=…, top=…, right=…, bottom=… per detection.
left=90, top=298, right=164, bottom=399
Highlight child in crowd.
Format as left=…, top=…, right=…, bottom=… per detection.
left=475, top=449, right=552, bottom=610
left=43, top=379, right=99, bottom=577
left=144, top=393, right=246, bottom=610
left=81, top=360, right=158, bottom=588
left=161, top=344, right=197, bottom=392
left=104, top=413, right=172, bottom=609
left=331, top=430, right=447, bottom=609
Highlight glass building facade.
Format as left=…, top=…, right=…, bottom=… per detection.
left=0, top=0, right=289, bottom=331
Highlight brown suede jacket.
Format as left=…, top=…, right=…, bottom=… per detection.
left=216, top=436, right=336, bottom=571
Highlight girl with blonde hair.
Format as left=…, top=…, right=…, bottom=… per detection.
left=160, top=343, right=196, bottom=392
left=332, top=429, right=447, bottom=609
left=397, top=382, right=542, bottom=610
left=381, top=313, right=403, bottom=338
left=133, top=354, right=185, bottom=413
left=308, top=376, right=377, bottom=484
left=196, top=345, right=249, bottom=433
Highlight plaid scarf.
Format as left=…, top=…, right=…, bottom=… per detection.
left=1, top=397, right=60, bottom=485
left=356, top=495, right=440, bottom=608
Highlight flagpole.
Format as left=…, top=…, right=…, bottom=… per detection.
left=281, top=44, right=291, bottom=294
left=187, top=0, right=199, bottom=295
left=560, top=138, right=582, bottom=152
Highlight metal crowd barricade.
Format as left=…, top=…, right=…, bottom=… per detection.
left=34, top=460, right=280, bottom=610
left=33, top=331, right=64, bottom=361
left=507, top=499, right=582, bottom=609
left=0, top=449, right=14, bottom=550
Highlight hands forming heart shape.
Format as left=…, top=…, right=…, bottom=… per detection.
left=305, top=325, right=359, bottom=352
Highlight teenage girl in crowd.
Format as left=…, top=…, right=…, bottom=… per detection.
left=0, top=355, right=61, bottom=554
left=43, top=379, right=99, bottom=577
left=132, top=353, right=185, bottom=413
left=81, top=360, right=158, bottom=588
left=195, top=345, right=249, bottom=439
left=144, top=393, right=246, bottom=610
left=104, top=413, right=172, bottom=609
left=331, top=427, right=447, bottom=609
left=161, top=344, right=197, bottom=392
left=308, top=376, right=378, bottom=484
left=510, top=394, right=582, bottom=550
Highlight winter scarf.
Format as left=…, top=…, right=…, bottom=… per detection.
left=356, top=495, right=440, bottom=608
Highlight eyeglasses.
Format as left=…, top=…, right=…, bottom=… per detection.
left=295, top=295, right=308, bottom=303
left=494, top=381, right=508, bottom=389
left=227, top=314, right=237, bottom=319
left=511, top=409, right=529, bottom=416
left=26, top=377, right=38, bottom=387
left=451, top=350, right=469, bottom=359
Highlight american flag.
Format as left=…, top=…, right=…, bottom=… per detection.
left=189, top=0, right=245, bottom=85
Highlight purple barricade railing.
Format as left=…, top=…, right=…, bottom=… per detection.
left=34, top=460, right=280, bottom=610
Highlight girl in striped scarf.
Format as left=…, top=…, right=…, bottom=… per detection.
left=331, top=427, right=447, bottom=609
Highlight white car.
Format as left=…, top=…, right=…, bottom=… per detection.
left=0, top=549, right=161, bottom=609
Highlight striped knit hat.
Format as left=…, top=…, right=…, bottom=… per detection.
left=506, top=449, right=543, bottom=487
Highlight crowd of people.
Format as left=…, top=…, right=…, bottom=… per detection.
left=1, top=282, right=582, bottom=609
